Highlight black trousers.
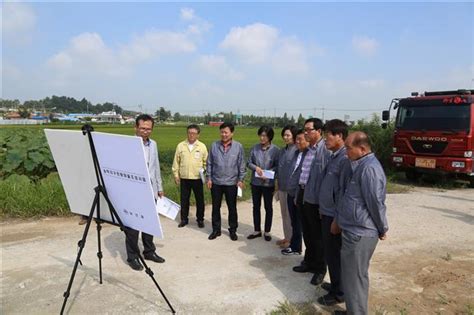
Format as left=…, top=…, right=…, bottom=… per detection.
left=124, top=227, right=156, bottom=261
left=297, top=188, right=326, bottom=274
left=211, top=184, right=238, bottom=233
left=287, top=194, right=302, bottom=252
left=321, top=214, right=343, bottom=297
left=251, top=184, right=274, bottom=233
left=180, top=179, right=205, bottom=223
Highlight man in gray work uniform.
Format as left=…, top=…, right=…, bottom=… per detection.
left=206, top=122, right=246, bottom=241
left=334, top=131, right=389, bottom=315
left=292, top=118, right=331, bottom=287
left=317, top=119, right=349, bottom=306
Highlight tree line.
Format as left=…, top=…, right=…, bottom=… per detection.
left=0, top=96, right=127, bottom=116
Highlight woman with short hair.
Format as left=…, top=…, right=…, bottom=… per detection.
left=247, top=125, right=280, bottom=241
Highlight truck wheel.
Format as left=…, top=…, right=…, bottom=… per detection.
left=405, top=170, right=421, bottom=182
left=469, top=178, right=474, bottom=188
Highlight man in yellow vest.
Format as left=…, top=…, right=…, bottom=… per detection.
left=172, top=124, right=209, bottom=228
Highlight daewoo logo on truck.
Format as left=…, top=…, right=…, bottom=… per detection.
left=410, top=136, right=448, bottom=142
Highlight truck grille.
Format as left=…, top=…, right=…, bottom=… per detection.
left=410, top=141, right=448, bottom=154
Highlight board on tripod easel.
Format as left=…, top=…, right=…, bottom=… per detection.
left=45, top=129, right=163, bottom=238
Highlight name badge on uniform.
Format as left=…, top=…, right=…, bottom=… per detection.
left=194, top=151, right=201, bottom=159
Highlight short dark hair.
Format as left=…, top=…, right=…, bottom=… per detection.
left=350, top=131, right=372, bottom=149
left=187, top=124, right=200, bottom=133
left=295, top=128, right=305, bottom=141
left=304, top=117, right=323, bottom=131
left=281, top=125, right=298, bottom=140
left=324, top=119, right=349, bottom=140
left=257, top=125, right=274, bottom=142
left=219, top=121, right=235, bottom=132
left=136, top=114, right=154, bottom=127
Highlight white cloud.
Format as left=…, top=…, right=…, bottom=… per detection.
left=352, top=35, right=379, bottom=57
left=2, top=3, right=36, bottom=45
left=45, top=8, right=212, bottom=83
left=272, top=37, right=309, bottom=74
left=180, top=8, right=195, bottom=21
left=197, top=55, right=244, bottom=81
left=46, top=27, right=198, bottom=82
left=179, top=7, right=212, bottom=36
left=220, top=23, right=310, bottom=74
left=121, top=30, right=196, bottom=63
left=220, top=23, right=279, bottom=64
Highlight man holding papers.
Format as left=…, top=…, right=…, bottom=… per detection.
left=172, top=124, right=208, bottom=228
left=124, top=114, right=165, bottom=271
left=247, top=125, right=280, bottom=241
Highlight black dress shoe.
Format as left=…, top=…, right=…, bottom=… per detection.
left=264, top=234, right=272, bottom=241
left=317, top=293, right=344, bottom=306
left=128, top=258, right=143, bottom=271
left=178, top=221, right=188, bottom=228
left=144, top=252, right=165, bottom=263
left=230, top=231, right=238, bottom=241
left=197, top=221, right=204, bottom=228
left=292, top=264, right=316, bottom=273
left=208, top=231, right=221, bottom=240
left=321, top=282, right=332, bottom=291
left=333, top=311, right=347, bottom=315
left=247, top=232, right=262, bottom=239
left=310, top=273, right=325, bottom=285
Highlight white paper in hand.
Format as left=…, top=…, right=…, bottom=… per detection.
left=156, top=197, right=180, bottom=220
left=237, top=186, right=243, bottom=198
left=255, top=170, right=275, bottom=179
left=199, top=168, right=206, bottom=184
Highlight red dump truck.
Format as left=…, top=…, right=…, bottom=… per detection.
left=382, top=89, right=474, bottom=187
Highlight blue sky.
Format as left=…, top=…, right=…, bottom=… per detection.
left=2, top=1, right=473, bottom=120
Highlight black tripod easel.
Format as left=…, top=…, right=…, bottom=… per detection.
left=60, top=124, right=175, bottom=314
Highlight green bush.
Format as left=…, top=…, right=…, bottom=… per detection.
left=351, top=114, right=394, bottom=168
left=0, top=129, right=56, bottom=181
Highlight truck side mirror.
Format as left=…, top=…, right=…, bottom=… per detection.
left=381, top=122, right=388, bottom=129
left=382, top=110, right=390, bottom=121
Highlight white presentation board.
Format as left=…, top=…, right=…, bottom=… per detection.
left=45, top=129, right=163, bottom=238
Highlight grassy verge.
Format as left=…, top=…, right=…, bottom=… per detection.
left=267, top=301, right=319, bottom=315
left=0, top=173, right=69, bottom=217
left=1, top=170, right=406, bottom=218
left=0, top=171, right=253, bottom=218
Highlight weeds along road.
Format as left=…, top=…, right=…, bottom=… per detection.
left=1, top=186, right=473, bottom=314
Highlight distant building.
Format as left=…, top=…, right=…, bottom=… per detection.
left=92, top=111, right=123, bottom=123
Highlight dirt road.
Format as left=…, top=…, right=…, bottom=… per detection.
left=1, top=187, right=473, bottom=314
